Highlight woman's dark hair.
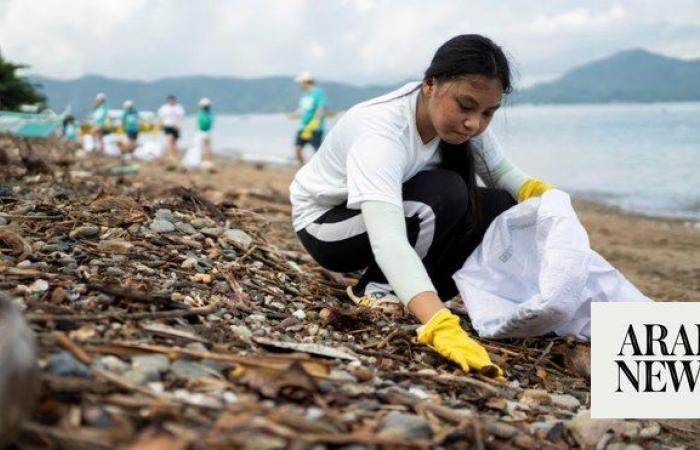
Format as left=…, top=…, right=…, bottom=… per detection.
left=426, top=34, right=512, bottom=230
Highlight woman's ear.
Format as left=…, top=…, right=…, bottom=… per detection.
left=422, top=80, right=433, bottom=97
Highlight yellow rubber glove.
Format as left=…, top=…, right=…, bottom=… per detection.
left=417, top=309, right=504, bottom=378
left=300, top=117, right=321, bottom=140
left=517, top=178, right=553, bottom=203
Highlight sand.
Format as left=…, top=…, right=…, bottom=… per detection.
left=137, top=157, right=700, bottom=302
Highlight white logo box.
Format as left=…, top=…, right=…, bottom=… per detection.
left=592, top=302, right=700, bottom=418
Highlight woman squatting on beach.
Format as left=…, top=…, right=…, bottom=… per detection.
left=289, top=34, right=553, bottom=378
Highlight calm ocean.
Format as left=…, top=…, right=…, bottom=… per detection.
left=178, top=102, right=700, bottom=220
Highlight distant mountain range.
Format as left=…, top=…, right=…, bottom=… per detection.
left=28, top=49, right=700, bottom=116
left=514, top=49, right=700, bottom=104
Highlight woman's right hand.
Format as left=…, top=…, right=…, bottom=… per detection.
left=409, top=292, right=504, bottom=378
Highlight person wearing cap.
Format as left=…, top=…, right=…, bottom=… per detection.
left=90, top=92, right=110, bottom=152
left=293, top=71, right=327, bottom=165
left=197, top=97, right=215, bottom=170
left=121, top=100, right=140, bottom=153
left=158, top=95, right=186, bottom=159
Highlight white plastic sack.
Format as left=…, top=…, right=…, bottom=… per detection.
left=453, top=189, right=651, bottom=342
left=81, top=134, right=95, bottom=152
left=103, top=134, right=121, bottom=157
left=132, top=140, right=164, bottom=161
left=180, top=133, right=205, bottom=170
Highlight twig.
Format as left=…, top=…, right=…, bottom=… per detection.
left=54, top=332, right=92, bottom=365
left=533, top=341, right=555, bottom=366
left=27, top=303, right=217, bottom=323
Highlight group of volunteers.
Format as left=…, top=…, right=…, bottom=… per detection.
left=69, top=93, right=215, bottom=169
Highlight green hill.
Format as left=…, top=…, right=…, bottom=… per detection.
left=516, top=49, right=700, bottom=104
left=28, top=49, right=700, bottom=115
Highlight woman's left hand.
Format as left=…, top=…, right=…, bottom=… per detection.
left=517, top=178, right=553, bottom=202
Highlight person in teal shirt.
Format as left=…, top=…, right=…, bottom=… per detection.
left=90, top=92, right=109, bottom=152
left=293, top=71, right=327, bottom=165
left=121, top=100, right=139, bottom=153
left=62, top=115, right=77, bottom=143
left=195, top=97, right=215, bottom=170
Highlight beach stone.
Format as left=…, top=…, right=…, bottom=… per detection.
left=200, top=227, right=221, bottom=237
left=277, top=317, right=298, bottom=329
left=171, top=359, right=222, bottom=380
left=98, top=239, right=133, bottom=254
left=0, top=216, right=7, bottom=226
left=175, top=221, right=197, bottom=235
left=95, top=356, right=129, bottom=374
left=330, top=369, right=357, bottom=382
left=378, top=411, right=433, bottom=440
left=520, top=389, right=552, bottom=406
left=606, top=445, right=644, bottom=450
left=181, top=257, right=198, bottom=269
left=567, top=410, right=626, bottom=448
left=47, top=351, right=91, bottom=378
left=105, top=267, right=124, bottom=277
left=149, top=219, right=175, bottom=233
left=69, top=225, right=100, bottom=239
left=230, top=325, right=253, bottom=342
left=639, top=422, right=661, bottom=438
left=550, top=393, right=581, bottom=410
left=247, top=314, right=267, bottom=323
left=126, top=354, right=170, bottom=384
left=292, top=309, right=306, bottom=320
left=29, top=279, right=49, bottom=294
left=223, top=229, right=253, bottom=249
left=155, top=209, right=173, bottom=221
left=190, top=217, right=216, bottom=229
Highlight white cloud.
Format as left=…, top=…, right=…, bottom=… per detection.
left=0, top=0, right=699, bottom=86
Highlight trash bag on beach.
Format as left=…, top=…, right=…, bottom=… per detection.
left=103, top=134, right=121, bottom=157
left=132, top=140, right=164, bottom=161
left=181, top=133, right=204, bottom=170
left=81, top=134, right=95, bottom=152
left=452, top=189, right=651, bottom=341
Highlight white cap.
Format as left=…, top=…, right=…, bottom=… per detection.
left=95, top=92, right=106, bottom=101
left=294, top=71, right=313, bottom=83
left=199, top=97, right=211, bottom=107
left=123, top=100, right=134, bottom=108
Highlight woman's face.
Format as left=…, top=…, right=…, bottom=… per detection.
left=423, top=76, right=503, bottom=145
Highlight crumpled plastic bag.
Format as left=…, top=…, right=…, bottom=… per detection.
left=181, top=132, right=206, bottom=170
left=453, top=189, right=651, bottom=341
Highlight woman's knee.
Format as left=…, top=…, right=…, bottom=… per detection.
left=402, top=169, right=469, bottom=215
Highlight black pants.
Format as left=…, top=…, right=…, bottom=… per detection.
left=297, top=169, right=516, bottom=300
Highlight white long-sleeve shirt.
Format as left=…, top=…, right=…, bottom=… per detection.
left=290, top=82, right=530, bottom=304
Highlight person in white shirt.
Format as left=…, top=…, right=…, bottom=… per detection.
left=290, top=34, right=554, bottom=379
left=158, top=95, right=185, bottom=159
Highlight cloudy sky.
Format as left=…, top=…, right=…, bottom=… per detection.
left=1, top=0, right=699, bottom=87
